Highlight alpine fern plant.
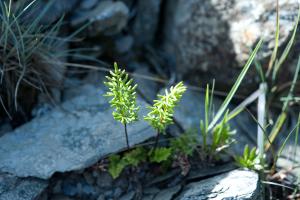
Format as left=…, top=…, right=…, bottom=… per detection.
left=104, top=62, right=139, bottom=149
left=104, top=64, right=188, bottom=179
left=144, top=82, right=187, bottom=148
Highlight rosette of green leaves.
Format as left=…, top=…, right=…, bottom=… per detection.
left=235, top=145, right=261, bottom=170
left=104, top=62, right=139, bottom=124
left=144, top=82, right=186, bottom=133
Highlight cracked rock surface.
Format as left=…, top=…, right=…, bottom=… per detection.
left=176, top=169, right=260, bottom=200
left=0, top=173, right=47, bottom=200
left=0, top=85, right=155, bottom=179
left=163, top=0, right=299, bottom=90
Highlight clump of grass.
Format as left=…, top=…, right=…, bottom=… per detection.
left=0, top=0, right=73, bottom=119
left=200, top=39, right=263, bottom=157
left=233, top=3, right=300, bottom=198
left=235, top=145, right=261, bottom=170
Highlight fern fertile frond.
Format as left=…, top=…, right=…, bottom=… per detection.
left=144, top=82, right=186, bottom=133
left=104, top=62, right=139, bottom=124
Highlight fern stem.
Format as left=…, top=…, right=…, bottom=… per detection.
left=124, top=123, right=130, bottom=149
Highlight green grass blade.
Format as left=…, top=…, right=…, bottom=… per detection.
left=272, top=7, right=300, bottom=81
left=205, top=84, right=209, bottom=132
left=245, top=108, right=276, bottom=161
left=293, top=113, right=300, bottom=163
left=266, top=112, right=287, bottom=151
left=283, top=55, right=300, bottom=111
left=209, top=79, right=215, bottom=120
left=267, top=55, right=300, bottom=150
left=274, top=118, right=300, bottom=166
left=266, top=0, right=280, bottom=77
left=208, top=38, right=263, bottom=131
left=254, top=58, right=265, bottom=82
left=227, top=106, right=244, bottom=122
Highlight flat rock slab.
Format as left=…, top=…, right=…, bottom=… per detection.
left=0, top=85, right=155, bottom=179
left=0, top=174, right=47, bottom=200
left=153, top=185, right=181, bottom=200
left=176, top=169, right=260, bottom=200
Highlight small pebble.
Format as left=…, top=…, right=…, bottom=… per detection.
left=119, top=191, right=136, bottom=200
left=104, top=190, right=114, bottom=198
left=143, top=187, right=160, bottom=195
left=83, top=172, right=95, bottom=185
left=62, top=181, right=77, bottom=196
left=53, top=180, right=62, bottom=194
left=76, top=182, right=83, bottom=194
left=96, top=172, right=113, bottom=188
left=97, top=194, right=105, bottom=200
left=113, top=187, right=123, bottom=198
left=115, top=178, right=129, bottom=191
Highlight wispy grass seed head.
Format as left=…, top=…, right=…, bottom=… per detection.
left=0, top=0, right=72, bottom=118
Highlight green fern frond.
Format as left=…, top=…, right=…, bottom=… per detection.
left=144, top=82, right=186, bottom=133
left=123, top=147, right=147, bottom=167
left=149, top=147, right=172, bottom=163
left=108, top=154, right=127, bottom=179
left=170, top=132, right=198, bottom=156
left=104, top=62, right=139, bottom=124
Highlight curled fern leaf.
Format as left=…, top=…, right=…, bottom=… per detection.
left=104, top=62, right=139, bottom=124
left=144, top=82, right=186, bottom=133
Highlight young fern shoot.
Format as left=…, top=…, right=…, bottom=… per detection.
left=144, top=82, right=186, bottom=148
left=104, top=62, right=139, bottom=149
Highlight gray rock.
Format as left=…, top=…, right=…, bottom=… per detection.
left=153, top=185, right=181, bottom=200
left=115, top=35, right=134, bottom=54
left=97, top=195, right=105, bottom=200
left=113, top=187, right=123, bottom=198
left=71, top=0, right=129, bottom=36
left=62, top=180, right=77, bottom=196
left=143, top=187, right=160, bottom=195
left=133, top=65, right=160, bottom=101
left=0, top=174, right=47, bottom=200
left=119, top=191, right=135, bottom=200
left=187, top=163, right=236, bottom=181
left=143, top=195, right=155, bottom=200
left=83, top=172, right=95, bottom=185
left=276, top=134, right=300, bottom=183
left=96, top=172, right=113, bottom=188
left=81, top=183, right=96, bottom=196
left=132, top=0, right=162, bottom=44
left=49, top=194, right=73, bottom=200
left=0, top=121, right=12, bottom=137
left=176, top=170, right=260, bottom=200
left=53, top=180, right=63, bottom=194
left=174, top=89, right=256, bottom=155
left=104, top=190, right=114, bottom=198
left=24, top=0, right=79, bottom=25
left=79, top=0, right=99, bottom=10
left=0, top=85, right=155, bottom=179
left=31, top=103, right=53, bottom=118
left=163, top=0, right=299, bottom=89
left=145, top=169, right=181, bottom=187
left=114, top=178, right=129, bottom=191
